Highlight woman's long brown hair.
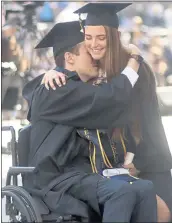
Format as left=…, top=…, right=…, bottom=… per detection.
left=104, top=26, right=156, bottom=144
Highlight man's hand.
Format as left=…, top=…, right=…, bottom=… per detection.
left=123, top=163, right=140, bottom=177
left=126, top=44, right=142, bottom=73
left=41, top=70, right=66, bottom=90
left=128, top=44, right=141, bottom=55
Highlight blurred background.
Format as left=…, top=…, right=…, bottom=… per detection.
left=1, top=1, right=172, bottom=153
left=1, top=2, right=172, bottom=220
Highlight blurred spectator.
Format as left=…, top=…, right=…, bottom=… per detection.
left=164, top=33, right=172, bottom=82
left=2, top=2, right=6, bottom=27
left=164, top=4, right=172, bottom=28
left=38, top=2, right=54, bottom=23
left=143, top=3, right=165, bottom=27
left=58, top=2, right=69, bottom=10
left=130, top=17, right=144, bottom=47
left=147, top=46, right=167, bottom=86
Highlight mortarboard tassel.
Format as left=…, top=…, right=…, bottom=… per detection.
left=79, top=13, right=85, bottom=34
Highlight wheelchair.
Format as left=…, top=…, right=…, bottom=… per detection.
left=2, top=125, right=93, bottom=222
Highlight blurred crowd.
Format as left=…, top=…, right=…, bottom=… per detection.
left=119, top=3, right=172, bottom=87
left=1, top=1, right=172, bottom=120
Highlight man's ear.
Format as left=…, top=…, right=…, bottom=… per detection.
left=64, top=52, right=75, bottom=64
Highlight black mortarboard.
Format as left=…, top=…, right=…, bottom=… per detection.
left=74, top=3, right=132, bottom=28
left=35, top=20, right=84, bottom=57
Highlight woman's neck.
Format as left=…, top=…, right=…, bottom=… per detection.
left=99, top=58, right=105, bottom=71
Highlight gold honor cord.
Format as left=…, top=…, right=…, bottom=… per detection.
left=85, top=129, right=128, bottom=173
left=89, top=142, right=97, bottom=173
left=86, top=129, right=138, bottom=183
left=120, top=133, right=127, bottom=157
left=85, top=129, right=98, bottom=173
left=96, top=130, right=113, bottom=168
left=93, top=145, right=98, bottom=173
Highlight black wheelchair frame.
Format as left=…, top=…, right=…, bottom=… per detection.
left=2, top=126, right=86, bottom=223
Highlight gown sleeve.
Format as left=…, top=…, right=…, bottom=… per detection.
left=31, top=74, right=134, bottom=129
left=124, top=126, right=136, bottom=154
left=132, top=64, right=172, bottom=172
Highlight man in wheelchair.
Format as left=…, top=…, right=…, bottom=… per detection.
left=19, top=20, right=158, bottom=222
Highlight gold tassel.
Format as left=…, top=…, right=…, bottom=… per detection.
left=79, top=14, right=84, bottom=32
left=120, top=133, right=127, bottom=156
left=89, top=142, right=96, bottom=173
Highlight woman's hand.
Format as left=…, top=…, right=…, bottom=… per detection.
left=41, top=69, right=67, bottom=90
left=123, top=162, right=140, bottom=177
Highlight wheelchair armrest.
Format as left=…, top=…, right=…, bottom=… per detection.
left=8, top=166, right=35, bottom=175
left=6, top=167, right=35, bottom=186
left=2, top=126, right=14, bottom=131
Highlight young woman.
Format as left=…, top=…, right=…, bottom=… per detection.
left=41, top=3, right=172, bottom=221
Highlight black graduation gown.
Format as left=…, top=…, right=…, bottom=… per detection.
left=22, top=67, right=134, bottom=217
left=130, top=63, right=172, bottom=172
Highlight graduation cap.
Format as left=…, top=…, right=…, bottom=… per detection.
left=35, top=20, right=84, bottom=58
left=74, top=3, right=132, bottom=28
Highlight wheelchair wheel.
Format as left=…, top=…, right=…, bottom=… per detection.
left=2, top=185, right=42, bottom=222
